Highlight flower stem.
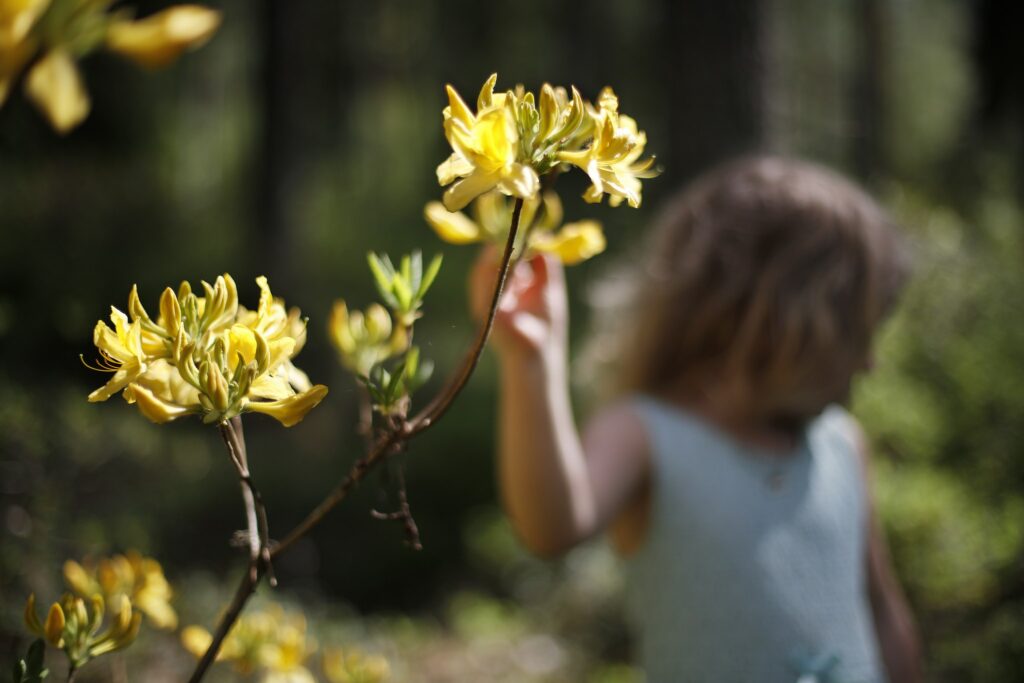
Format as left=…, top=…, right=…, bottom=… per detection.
left=408, top=196, right=525, bottom=432
left=188, top=418, right=273, bottom=683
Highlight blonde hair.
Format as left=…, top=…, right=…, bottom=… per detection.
left=584, top=156, right=909, bottom=424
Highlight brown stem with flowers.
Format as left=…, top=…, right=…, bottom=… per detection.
left=188, top=198, right=524, bottom=682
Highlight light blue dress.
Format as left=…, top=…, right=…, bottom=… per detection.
left=624, top=398, right=887, bottom=683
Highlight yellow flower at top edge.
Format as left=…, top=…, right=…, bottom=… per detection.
left=557, top=87, right=659, bottom=208
left=105, top=4, right=220, bottom=69
left=0, top=0, right=220, bottom=133
left=63, top=551, right=178, bottom=630
left=85, top=274, right=328, bottom=428
left=0, top=0, right=49, bottom=105
left=424, top=189, right=606, bottom=266
left=436, top=74, right=657, bottom=213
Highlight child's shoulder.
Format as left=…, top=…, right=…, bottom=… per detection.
left=808, top=405, right=866, bottom=456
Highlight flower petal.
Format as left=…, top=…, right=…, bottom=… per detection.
left=424, top=201, right=482, bottom=244
left=24, top=49, right=90, bottom=134
left=530, top=220, right=606, bottom=265
left=126, top=382, right=193, bottom=423
left=88, top=360, right=143, bottom=402
left=246, top=385, right=328, bottom=427
left=444, top=83, right=474, bottom=126
left=436, top=152, right=473, bottom=186
left=496, top=163, right=540, bottom=201
left=105, top=5, right=221, bottom=69
left=249, top=373, right=294, bottom=401
left=442, top=169, right=501, bottom=212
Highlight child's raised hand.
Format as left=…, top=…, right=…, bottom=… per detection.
left=469, top=246, right=568, bottom=361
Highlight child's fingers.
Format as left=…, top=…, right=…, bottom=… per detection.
left=525, top=252, right=567, bottom=312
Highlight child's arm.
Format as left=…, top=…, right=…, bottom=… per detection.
left=852, top=423, right=924, bottom=683
left=469, top=250, right=650, bottom=557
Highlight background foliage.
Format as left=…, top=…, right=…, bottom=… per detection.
left=2, top=0, right=1023, bottom=680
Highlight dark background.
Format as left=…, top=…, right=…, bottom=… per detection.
left=2, top=0, right=1024, bottom=680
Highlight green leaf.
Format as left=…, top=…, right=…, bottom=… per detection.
left=385, top=361, right=406, bottom=402
left=393, top=275, right=413, bottom=312
left=417, top=254, right=443, bottom=301
left=409, top=250, right=423, bottom=294
left=408, top=358, right=434, bottom=394
left=400, top=253, right=412, bottom=289
left=403, top=346, right=420, bottom=380
left=367, top=253, right=399, bottom=309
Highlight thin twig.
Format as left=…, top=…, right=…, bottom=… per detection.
left=370, top=464, right=422, bottom=550
left=221, top=418, right=276, bottom=586
left=271, top=198, right=524, bottom=558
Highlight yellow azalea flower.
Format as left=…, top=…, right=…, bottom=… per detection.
left=86, top=274, right=328, bottom=428
left=64, top=552, right=178, bottom=630
left=0, top=0, right=220, bottom=132
left=438, top=74, right=540, bottom=211
left=0, top=0, right=48, bottom=105
left=323, top=648, right=391, bottom=683
left=24, top=46, right=88, bottom=133
left=25, top=593, right=141, bottom=670
left=425, top=189, right=607, bottom=266
left=259, top=617, right=316, bottom=683
left=557, top=87, right=658, bottom=208
left=105, top=4, right=220, bottom=69
left=328, top=300, right=404, bottom=376
left=183, top=604, right=314, bottom=679
left=435, top=74, right=658, bottom=215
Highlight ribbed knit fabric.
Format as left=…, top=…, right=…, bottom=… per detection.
left=623, top=398, right=886, bottom=683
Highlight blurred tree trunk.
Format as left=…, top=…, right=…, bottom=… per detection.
left=850, top=0, right=887, bottom=185
left=657, top=0, right=775, bottom=183
left=257, top=0, right=347, bottom=291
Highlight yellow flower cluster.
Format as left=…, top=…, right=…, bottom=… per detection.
left=0, top=0, right=220, bottom=133
left=84, top=274, right=328, bottom=428
left=328, top=300, right=404, bottom=377
left=24, top=591, right=140, bottom=671
left=183, top=605, right=390, bottom=683
left=425, top=189, right=606, bottom=265
left=323, top=647, right=391, bottom=683
left=63, top=551, right=177, bottom=630
left=436, top=73, right=658, bottom=212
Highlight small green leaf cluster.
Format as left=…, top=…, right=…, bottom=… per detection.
left=330, top=251, right=442, bottom=418
left=359, top=346, right=434, bottom=418
left=367, top=251, right=442, bottom=328
left=11, top=640, right=48, bottom=683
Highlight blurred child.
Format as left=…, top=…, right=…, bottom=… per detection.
left=469, top=157, right=923, bottom=682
